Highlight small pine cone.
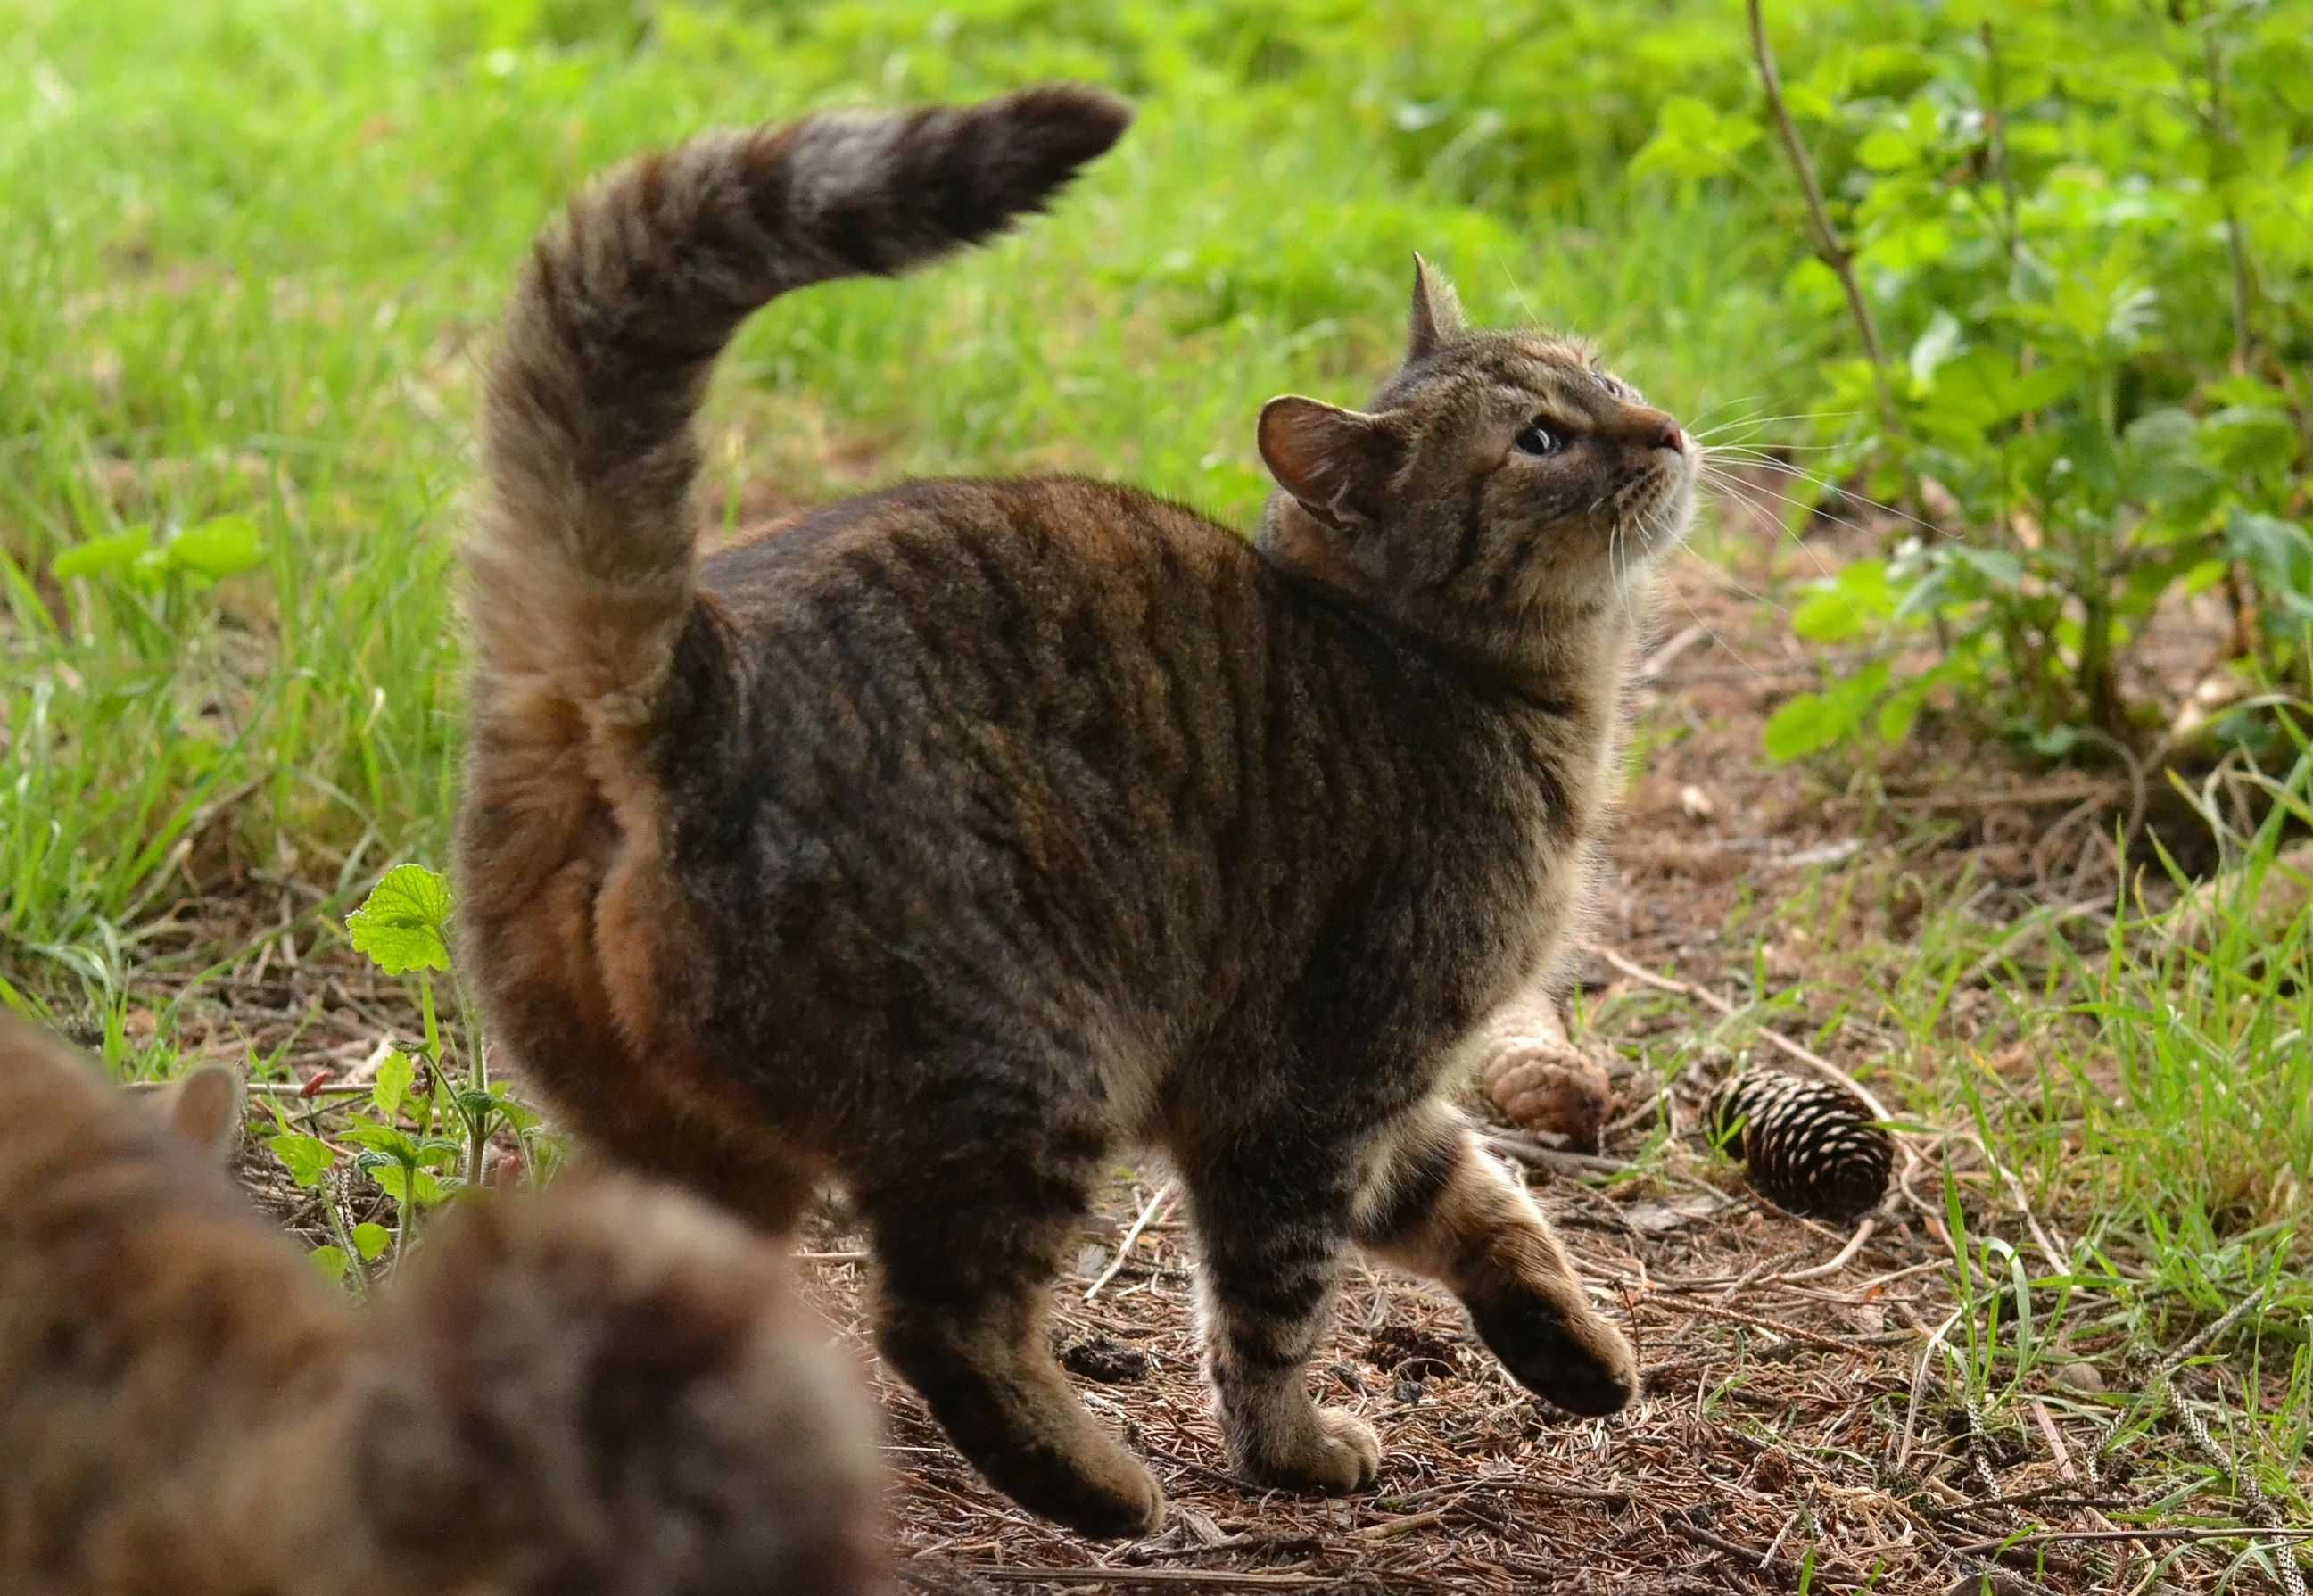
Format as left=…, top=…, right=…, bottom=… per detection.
left=1706, top=1070, right=1892, bottom=1220
left=1476, top=994, right=1612, bottom=1152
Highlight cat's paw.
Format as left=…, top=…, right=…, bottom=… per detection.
left=1012, top=1443, right=1166, bottom=1539
left=1468, top=1292, right=1637, bottom=1417
left=1239, top=1405, right=1381, bottom=1494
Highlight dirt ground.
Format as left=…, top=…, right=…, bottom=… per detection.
left=145, top=500, right=2294, bottom=1595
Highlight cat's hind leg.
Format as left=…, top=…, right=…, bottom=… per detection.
left=1353, top=1099, right=1636, bottom=1417
left=858, top=1124, right=1163, bottom=1539
left=1177, top=1137, right=1381, bottom=1493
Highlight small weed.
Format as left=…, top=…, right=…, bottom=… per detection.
left=257, top=864, right=549, bottom=1287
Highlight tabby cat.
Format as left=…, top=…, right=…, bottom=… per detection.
left=458, top=82, right=1689, bottom=1537
left=0, top=1014, right=882, bottom=1595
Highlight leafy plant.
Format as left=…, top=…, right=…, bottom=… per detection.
left=1658, top=0, right=2313, bottom=761
left=51, top=514, right=268, bottom=586
left=262, top=864, right=540, bottom=1287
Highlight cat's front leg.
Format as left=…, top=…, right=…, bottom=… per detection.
left=1354, top=1099, right=1636, bottom=1417
left=1180, top=1151, right=1381, bottom=1493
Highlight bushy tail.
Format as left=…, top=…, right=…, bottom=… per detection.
left=466, top=84, right=1133, bottom=741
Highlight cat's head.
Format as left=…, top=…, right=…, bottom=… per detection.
left=1256, top=256, right=1694, bottom=657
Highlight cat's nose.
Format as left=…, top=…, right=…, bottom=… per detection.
left=1624, top=407, right=1684, bottom=457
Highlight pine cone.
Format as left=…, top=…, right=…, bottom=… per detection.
left=1706, top=1070, right=1891, bottom=1220
left=1475, top=993, right=1612, bottom=1152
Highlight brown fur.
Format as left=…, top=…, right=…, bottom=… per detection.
left=458, top=84, right=1691, bottom=1537
left=0, top=1014, right=883, bottom=1594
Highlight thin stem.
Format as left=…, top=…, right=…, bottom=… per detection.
left=1746, top=0, right=1894, bottom=421
left=1979, top=22, right=2024, bottom=274
left=2199, top=12, right=2258, bottom=371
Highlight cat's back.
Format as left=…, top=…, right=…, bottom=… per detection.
left=690, top=473, right=1278, bottom=856
left=702, top=474, right=1256, bottom=620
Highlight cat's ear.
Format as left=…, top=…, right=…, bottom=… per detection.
left=1258, top=397, right=1405, bottom=533
left=153, top=1063, right=246, bottom=1164
left=1408, top=252, right=1466, bottom=361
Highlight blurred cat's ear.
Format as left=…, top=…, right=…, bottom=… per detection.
left=1408, top=252, right=1466, bottom=360
left=1257, top=396, right=1405, bottom=533
left=154, top=1063, right=246, bottom=1164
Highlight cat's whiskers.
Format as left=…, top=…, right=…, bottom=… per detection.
left=1656, top=540, right=1754, bottom=672
left=1698, top=438, right=1846, bottom=458
left=1692, top=409, right=1858, bottom=440
left=1701, top=450, right=1955, bottom=546
left=1674, top=542, right=1791, bottom=618
left=1683, top=393, right=1766, bottom=433
left=1697, top=461, right=1836, bottom=581
left=1698, top=459, right=1947, bottom=558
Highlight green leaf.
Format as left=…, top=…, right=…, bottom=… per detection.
left=1866, top=218, right=1950, bottom=273
left=1791, top=558, right=1898, bottom=643
left=345, top=864, right=454, bottom=976
left=1856, top=127, right=1917, bottom=171
left=308, top=1245, right=352, bottom=1284
left=340, top=1119, right=421, bottom=1160
left=1770, top=661, right=1896, bottom=761
left=2201, top=406, right=2299, bottom=478
left=1877, top=685, right=1926, bottom=746
left=1791, top=588, right=1858, bottom=643
left=1948, top=547, right=2025, bottom=590
left=1913, top=350, right=2078, bottom=436
left=351, top=1222, right=393, bottom=1263
left=1907, top=310, right=1964, bottom=388
left=1764, top=693, right=1839, bottom=762
left=164, top=514, right=265, bottom=578
left=368, top=1162, right=449, bottom=1207
left=2226, top=510, right=2313, bottom=608
left=454, top=1087, right=500, bottom=1121
left=487, top=1089, right=543, bottom=1132
left=1631, top=95, right=1757, bottom=180
left=52, top=525, right=153, bottom=580
left=372, top=1049, right=417, bottom=1118
left=1783, top=80, right=1836, bottom=120
left=1659, top=95, right=1718, bottom=142
left=269, top=1131, right=336, bottom=1189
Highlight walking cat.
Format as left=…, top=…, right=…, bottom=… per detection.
left=458, top=82, right=1687, bottom=1537
left=0, top=1014, right=882, bottom=1595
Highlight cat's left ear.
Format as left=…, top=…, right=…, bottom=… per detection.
left=1258, top=396, right=1406, bottom=533
left=153, top=1063, right=246, bottom=1164
left=1408, top=252, right=1466, bottom=361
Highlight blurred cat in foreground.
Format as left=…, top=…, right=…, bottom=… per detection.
left=0, top=1013, right=882, bottom=1596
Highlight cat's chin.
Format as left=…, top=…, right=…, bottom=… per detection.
left=1624, top=477, right=1698, bottom=560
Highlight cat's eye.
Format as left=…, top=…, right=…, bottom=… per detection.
left=1514, top=422, right=1563, bottom=457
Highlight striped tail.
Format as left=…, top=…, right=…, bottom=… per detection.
left=464, top=84, right=1133, bottom=748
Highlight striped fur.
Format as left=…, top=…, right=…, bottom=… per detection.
left=0, top=1015, right=882, bottom=1595
left=458, top=86, right=1686, bottom=1537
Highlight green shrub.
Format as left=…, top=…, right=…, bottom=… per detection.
left=1650, top=0, right=2313, bottom=760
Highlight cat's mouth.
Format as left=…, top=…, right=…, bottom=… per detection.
left=1598, top=454, right=1697, bottom=560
